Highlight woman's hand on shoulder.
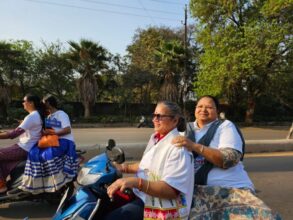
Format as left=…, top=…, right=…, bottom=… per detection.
left=172, top=136, right=195, bottom=152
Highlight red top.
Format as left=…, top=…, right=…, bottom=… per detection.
left=154, top=132, right=166, bottom=143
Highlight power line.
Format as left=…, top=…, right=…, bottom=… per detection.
left=147, top=0, right=185, bottom=6
left=137, top=0, right=156, bottom=24
left=23, top=0, right=180, bottom=21
left=81, top=0, right=181, bottom=15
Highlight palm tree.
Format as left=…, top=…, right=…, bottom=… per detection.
left=154, top=40, right=185, bottom=102
left=67, top=39, right=109, bottom=118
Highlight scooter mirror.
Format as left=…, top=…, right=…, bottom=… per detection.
left=106, top=147, right=125, bottom=164
left=106, top=139, right=116, bottom=151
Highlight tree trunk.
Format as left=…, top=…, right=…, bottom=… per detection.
left=83, top=102, right=91, bottom=118
left=0, top=102, right=8, bottom=119
left=160, top=72, right=178, bottom=102
left=0, top=85, right=10, bottom=120
left=245, top=97, right=255, bottom=125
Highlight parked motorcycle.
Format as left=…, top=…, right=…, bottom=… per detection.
left=0, top=149, right=85, bottom=205
left=53, top=139, right=134, bottom=220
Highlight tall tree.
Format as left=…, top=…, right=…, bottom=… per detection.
left=35, top=41, right=76, bottom=100
left=0, top=41, right=24, bottom=119
left=127, top=26, right=182, bottom=103
left=0, top=43, right=10, bottom=119
left=67, top=39, right=109, bottom=118
left=0, top=40, right=37, bottom=100
left=99, top=54, right=128, bottom=103
left=154, top=39, right=185, bottom=102
left=190, top=0, right=293, bottom=123
left=10, top=40, right=37, bottom=98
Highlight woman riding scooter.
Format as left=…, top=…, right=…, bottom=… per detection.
left=20, top=94, right=78, bottom=194
left=0, top=94, right=43, bottom=194
left=104, top=101, right=194, bottom=220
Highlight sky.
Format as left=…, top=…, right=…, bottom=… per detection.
left=0, top=0, right=190, bottom=55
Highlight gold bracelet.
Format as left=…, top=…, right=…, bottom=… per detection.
left=138, top=178, right=143, bottom=191
left=122, top=163, right=129, bottom=173
left=200, top=145, right=204, bottom=154
left=145, top=180, right=150, bottom=193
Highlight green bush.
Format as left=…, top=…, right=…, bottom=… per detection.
left=73, top=115, right=138, bottom=124
left=7, top=107, right=27, bottom=124
left=61, top=104, right=75, bottom=119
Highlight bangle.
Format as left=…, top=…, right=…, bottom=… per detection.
left=122, top=164, right=128, bottom=173
left=145, top=180, right=150, bottom=193
left=138, top=178, right=143, bottom=191
left=200, top=145, right=204, bottom=154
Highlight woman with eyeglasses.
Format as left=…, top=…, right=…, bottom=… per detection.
left=101, top=101, right=194, bottom=220
left=0, top=94, right=43, bottom=194
left=172, top=95, right=281, bottom=219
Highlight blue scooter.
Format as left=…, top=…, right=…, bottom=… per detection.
left=53, top=139, right=133, bottom=220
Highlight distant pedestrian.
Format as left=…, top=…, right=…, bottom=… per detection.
left=137, top=115, right=146, bottom=128
left=219, top=111, right=226, bottom=120
left=287, top=121, right=293, bottom=139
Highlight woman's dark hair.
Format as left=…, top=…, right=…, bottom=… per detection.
left=158, top=101, right=186, bottom=132
left=25, top=93, right=46, bottom=125
left=26, top=93, right=41, bottom=110
left=43, top=94, right=58, bottom=109
left=196, top=95, right=220, bottom=110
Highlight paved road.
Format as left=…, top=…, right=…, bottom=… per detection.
left=244, top=152, right=293, bottom=219
left=0, top=152, right=292, bottom=220
left=0, top=126, right=292, bottom=219
left=1, top=126, right=291, bottom=148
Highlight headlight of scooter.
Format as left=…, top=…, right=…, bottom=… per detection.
left=77, top=167, right=102, bottom=186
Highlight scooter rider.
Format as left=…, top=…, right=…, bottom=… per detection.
left=0, top=94, right=44, bottom=194
left=104, top=101, right=194, bottom=220
left=19, top=94, right=78, bottom=194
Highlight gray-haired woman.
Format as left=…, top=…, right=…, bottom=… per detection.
left=102, top=101, right=194, bottom=220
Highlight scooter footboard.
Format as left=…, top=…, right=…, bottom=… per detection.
left=53, top=186, right=100, bottom=220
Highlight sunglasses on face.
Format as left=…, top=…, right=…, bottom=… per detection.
left=152, top=113, right=174, bottom=121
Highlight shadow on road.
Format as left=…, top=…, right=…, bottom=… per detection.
left=244, top=156, right=293, bottom=172
left=0, top=201, right=57, bottom=219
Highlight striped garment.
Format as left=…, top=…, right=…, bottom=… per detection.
left=20, top=138, right=78, bottom=194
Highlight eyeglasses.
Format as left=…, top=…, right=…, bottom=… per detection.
left=196, top=105, right=215, bottom=110
left=152, top=113, right=174, bottom=121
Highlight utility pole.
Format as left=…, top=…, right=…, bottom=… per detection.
left=183, top=4, right=188, bottom=113
left=184, top=4, right=187, bottom=56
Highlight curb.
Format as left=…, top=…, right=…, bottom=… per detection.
left=80, top=139, right=293, bottom=161
left=246, top=139, right=293, bottom=153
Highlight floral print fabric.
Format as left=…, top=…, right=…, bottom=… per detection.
left=189, top=185, right=282, bottom=220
